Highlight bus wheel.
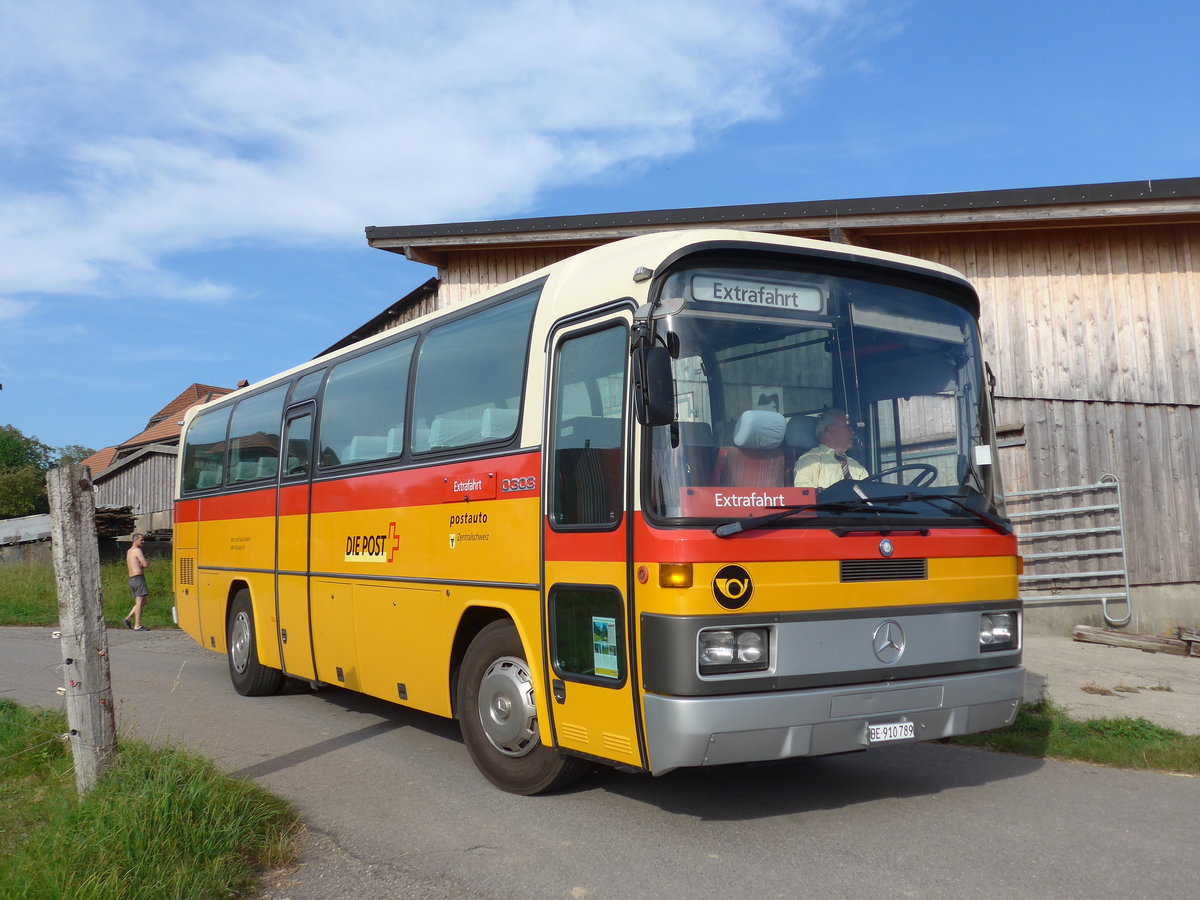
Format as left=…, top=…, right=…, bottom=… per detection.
left=227, top=589, right=282, bottom=697
left=458, top=620, right=588, bottom=794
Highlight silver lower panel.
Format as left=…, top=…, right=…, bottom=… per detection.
left=643, top=666, right=1024, bottom=775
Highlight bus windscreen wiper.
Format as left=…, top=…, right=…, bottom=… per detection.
left=868, top=491, right=1012, bottom=535
left=714, top=500, right=917, bottom=538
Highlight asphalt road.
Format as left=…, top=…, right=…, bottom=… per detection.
left=2, top=625, right=1196, bottom=899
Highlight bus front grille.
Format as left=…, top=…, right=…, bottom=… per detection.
left=840, top=559, right=928, bottom=582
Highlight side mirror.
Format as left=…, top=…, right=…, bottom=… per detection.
left=633, top=345, right=674, bottom=426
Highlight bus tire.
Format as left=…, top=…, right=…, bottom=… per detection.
left=457, top=619, right=588, bottom=795
left=227, top=588, right=283, bottom=697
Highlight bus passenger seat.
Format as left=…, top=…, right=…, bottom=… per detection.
left=386, top=427, right=405, bottom=456
left=234, top=460, right=260, bottom=482
left=428, top=417, right=480, bottom=449
left=712, top=409, right=788, bottom=487
left=256, top=456, right=278, bottom=478
left=785, top=415, right=818, bottom=454
left=346, top=435, right=387, bottom=462
left=481, top=407, right=518, bottom=440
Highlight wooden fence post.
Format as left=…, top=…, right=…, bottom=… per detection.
left=46, top=464, right=117, bottom=794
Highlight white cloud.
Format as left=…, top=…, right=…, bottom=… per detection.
left=0, top=0, right=863, bottom=300
left=0, top=298, right=36, bottom=321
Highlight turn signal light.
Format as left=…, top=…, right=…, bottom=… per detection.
left=659, top=563, right=693, bottom=588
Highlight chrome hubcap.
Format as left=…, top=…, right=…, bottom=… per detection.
left=230, top=611, right=251, bottom=674
left=477, top=656, right=538, bottom=757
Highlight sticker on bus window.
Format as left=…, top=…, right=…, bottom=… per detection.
left=592, top=616, right=619, bottom=679
left=677, top=487, right=815, bottom=518
left=690, top=275, right=823, bottom=312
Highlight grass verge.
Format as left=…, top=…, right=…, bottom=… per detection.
left=0, top=699, right=300, bottom=899
left=0, top=559, right=174, bottom=629
left=951, top=696, right=1200, bottom=774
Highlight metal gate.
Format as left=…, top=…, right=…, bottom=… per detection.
left=1005, top=474, right=1132, bottom=627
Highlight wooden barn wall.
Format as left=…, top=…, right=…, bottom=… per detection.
left=879, top=224, right=1200, bottom=406
left=381, top=291, right=440, bottom=330
left=995, top=397, right=1200, bottom=588
left=436, top=247, right=580, bottom=306
left=879, top=226, right=1200, bottom=590
left=96, top=455, right=176, bottom=519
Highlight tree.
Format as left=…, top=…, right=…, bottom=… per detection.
left=0, top=424, right=52, bottom=470
left=55, top=444, right=96, bottom=466
left=0, top=425, right=95, bottom=519
left=0, top=465, right=48, bottom=517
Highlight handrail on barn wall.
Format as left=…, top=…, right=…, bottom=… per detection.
left=1006, top=474, right=1132, bottom=628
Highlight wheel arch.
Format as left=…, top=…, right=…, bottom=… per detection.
left=449, top=605, right=513, bottom=719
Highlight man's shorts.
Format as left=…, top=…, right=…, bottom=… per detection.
left=128, top=574, right=148, bottom=599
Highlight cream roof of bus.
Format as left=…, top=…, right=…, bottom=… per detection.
left=179, top=228, right=972, bottom=445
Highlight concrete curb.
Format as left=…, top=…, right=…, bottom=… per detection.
left=1022, top=633, right=1200, bottom=735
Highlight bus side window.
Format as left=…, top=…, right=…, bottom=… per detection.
left=227, top=385, right=288, bottom=484
left=318, top=337, right=415, bottom=468
left=550, top=325, right=626, bottom=528
left=181, top=406, right=231, bottom=493
left=411, top=290, right=538, bottom=454
left=550, top=586, right=625, bottom=684
left=284, top=415, right=312, bottom=477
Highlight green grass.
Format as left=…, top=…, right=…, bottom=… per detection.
left=0, top=559, right=175, bottom=629
left=0, top=699, right=300, bottom=899
left=952, top=696, right=1200, bottom=774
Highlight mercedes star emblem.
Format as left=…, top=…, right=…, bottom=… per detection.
left=872, top=620, right=906, bottom=664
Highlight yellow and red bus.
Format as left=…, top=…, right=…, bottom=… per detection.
left=174, top=229, right=1022, bottom=794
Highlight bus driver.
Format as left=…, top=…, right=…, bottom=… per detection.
left=793, top=409, right=868, bottom=490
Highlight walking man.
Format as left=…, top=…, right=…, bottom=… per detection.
left=123, top=533, right=150, bottom=631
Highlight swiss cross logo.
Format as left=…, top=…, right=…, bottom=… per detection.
left=387, top=521, right=399, bottom=563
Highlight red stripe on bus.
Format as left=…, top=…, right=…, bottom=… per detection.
left=543, top=524, right=626, bottom=562
left=279, top=484, right=309, bottom=517
left=175, top=499, right=199, bottom=523
left=199, top=489, right=279, bottom=521
left=310, top=453, right=539, bottom=514
left=173, top=452, right=542, bottom=521
left=631, top=515, right=1016, bottom=562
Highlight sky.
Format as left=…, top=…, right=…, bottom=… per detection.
left=1, top=0, right=1196, bottom=454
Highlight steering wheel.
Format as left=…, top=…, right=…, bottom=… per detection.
left=861, top=462, right=938, bottom=488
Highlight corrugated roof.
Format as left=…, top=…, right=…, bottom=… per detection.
left=365, top=177, right=1200, bottom=244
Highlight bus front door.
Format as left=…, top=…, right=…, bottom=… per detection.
left=542, top=318, right=644, bottom=770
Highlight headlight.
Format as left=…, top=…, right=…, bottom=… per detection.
left=699, top=627, right=770, bottom=675
left=980, top=612, right=1018, bottom=652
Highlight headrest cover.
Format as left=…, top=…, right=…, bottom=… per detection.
left=785, top=415, right=818, bottom=450
left=733, top=409, right=786, bottom=450
left=481, top=407, right=518, bottom=439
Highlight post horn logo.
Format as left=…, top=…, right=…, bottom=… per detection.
left=712, top=565, right=753, bottom=609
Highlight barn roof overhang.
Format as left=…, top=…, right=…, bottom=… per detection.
left=91, top=443, right=178, bottom=484
left=365, top=177, right=1200, bottom=266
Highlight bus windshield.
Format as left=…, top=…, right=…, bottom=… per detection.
left=645, top=264, right=1004, bottom=526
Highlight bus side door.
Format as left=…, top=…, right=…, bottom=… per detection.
left=542, top=316, right=644, bottom=770
left=275, top=404, right=316, bottom=680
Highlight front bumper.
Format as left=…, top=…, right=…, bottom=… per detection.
left=643, top=665, right=1024, bottom=774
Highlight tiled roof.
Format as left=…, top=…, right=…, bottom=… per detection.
left=120, top=384, right=232, bottom=449
left=80, top=446, right=119, bottom=474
